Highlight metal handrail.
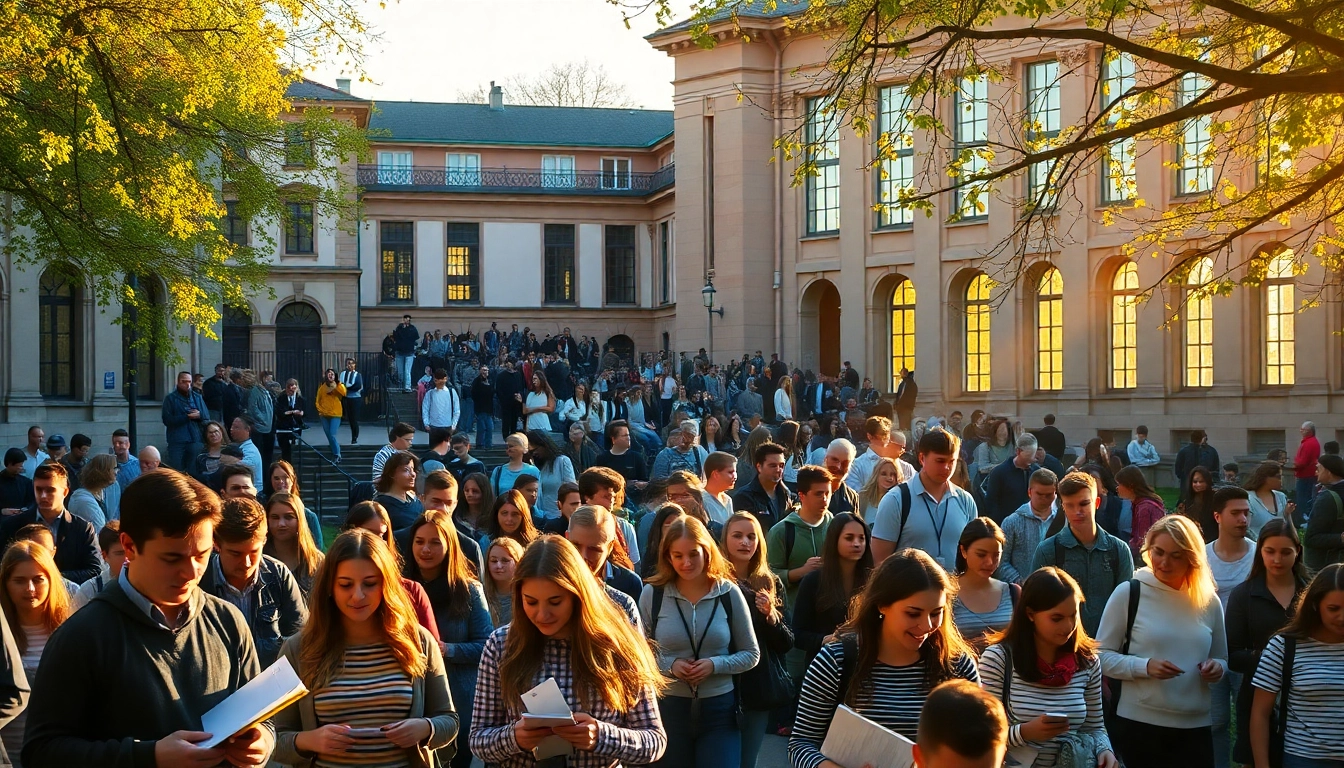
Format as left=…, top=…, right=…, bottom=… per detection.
left=357, top=163, right=675, bottom=195
left=382, top=371, right=402, bottom=430
left=284, top=430, right=358, bottom=527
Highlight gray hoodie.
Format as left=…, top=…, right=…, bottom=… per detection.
left=638, top=579, right=760, bottom=699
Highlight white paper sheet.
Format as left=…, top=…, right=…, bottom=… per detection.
left=199, top=657, right=308, bottom=749
left=522, top=677, right=575, bottom=759
left=820, top=704, right=917, bottom=768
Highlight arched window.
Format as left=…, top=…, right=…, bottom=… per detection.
left=1184, top=257, right=1214, bottom=388
left=1111, top=262, right=1139, bottom=389
left=1036, top=267, right=1064, bottom=390
left=1264, top=250, right=1296, bottom=385
left=38, top=269, right=79, bottom=398
left=222, top=305, right=252, bottom=368
left=965, top=274, right=992, bottom=392
left=122, top=277, right=163, bottom=401
left=890, top=278, right=916, bottom=391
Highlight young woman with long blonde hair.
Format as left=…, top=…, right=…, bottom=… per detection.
left=640, top=517, right=760, bottom=768
left=0, top=541, right=71, bottom=762
left=719, top=512, right=794, bottom=768
left=481, top=537, right=524, bottom=625
left=1097, top=513, right=1227, bottom=766
left=274, top=530, right=457, bottom=767
left=264, top=492, right=324, bottom=603
left=471, top=535, right=668, bottom=765
left=857, top=456, right=901, bottom=520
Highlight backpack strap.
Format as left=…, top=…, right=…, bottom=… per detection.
left=784, top=521, right=797, bottom=564
left=887, top=482, right=914, bottom=549
left=1000, top=646, right=1014, bottom=707
left=838, top=634, right=860, bottom=704
left=1276, top=635, right=1297, bottom=757
left=491, top=465, right=503, bottom=496
left=1121, top=579, right=1141, bottom=656
left=647, top=584, right=665, bottom=638
left=1008, top=582, right=1021, bottom=608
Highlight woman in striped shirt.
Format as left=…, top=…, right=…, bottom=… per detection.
left=404, top=510, right=493, bottom=768
left=274, top=529, right=458, bottom=768
left=0, top=541, right=70, bottom=766
left=471, top=535, right=668, bottom=766
left=978, top=568, right=1117, bottom=768
left=1250, top=563, right=1344, bottom=768
left=788, top=549, right=980, bottom=768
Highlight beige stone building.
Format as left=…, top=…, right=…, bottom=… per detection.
left=649, top=7, right=1342, bottom=458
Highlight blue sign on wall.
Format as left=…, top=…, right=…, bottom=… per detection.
left=104, top=371, right=115, bottom=390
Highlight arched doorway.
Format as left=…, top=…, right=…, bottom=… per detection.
left=275, top=302, right=322, bottom=410
left=222, top=305, right=252, bottom=368
left=607, top=334, right=636, bottom=368
left=800, top=279, right=841, bottom=376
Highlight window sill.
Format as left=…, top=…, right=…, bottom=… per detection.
left=872, top=223, right=914, bottom=233
left=284, top=251, right=316, bottom=257
left=379, top=299, right=415, bottom=306
left=1171, top=190, right=1213, bottom=201
left=946, top=216, right=988, bottom=228
left=800, top=232, right=840, bottom=241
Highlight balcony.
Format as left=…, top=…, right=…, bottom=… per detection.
left=357, top=164, right=675, bottom=196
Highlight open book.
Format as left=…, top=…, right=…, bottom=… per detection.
left=821, top=704, right=916, bottom=768
left=199, top=656, right=309, bottom=749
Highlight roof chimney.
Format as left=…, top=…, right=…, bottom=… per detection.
left=335, top=78, right=351, bottom=93
left=489, top=81, right=504, bottom=110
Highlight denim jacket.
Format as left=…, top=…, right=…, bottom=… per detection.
left=198, top=553, right=308, bottom=668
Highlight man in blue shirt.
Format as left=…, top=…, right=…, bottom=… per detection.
left=871, top=428, right=979, bottom=572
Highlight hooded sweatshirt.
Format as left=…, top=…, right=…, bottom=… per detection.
left=765, top=510, right=833, bottom=610
left=637, top=579, right=760, bottom=699
left=1096, top=568, right=1228, bottom=729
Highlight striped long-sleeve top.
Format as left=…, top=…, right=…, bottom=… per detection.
left=977, top=643, right=1112, bottom=767
left=788, top=639, right=979, bottom=768
left=470, top=625, right=666, bottom=767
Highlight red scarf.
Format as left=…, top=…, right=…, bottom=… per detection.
left=1036, top=652, right=1078, bottom=687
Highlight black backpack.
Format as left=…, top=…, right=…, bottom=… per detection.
left=1104, top=579, right=1142, bottom=718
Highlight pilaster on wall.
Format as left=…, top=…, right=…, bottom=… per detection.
left=5, top=263, right=44, bottom=422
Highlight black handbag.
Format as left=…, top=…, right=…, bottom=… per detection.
left=739, top=643, right=792, bottom=711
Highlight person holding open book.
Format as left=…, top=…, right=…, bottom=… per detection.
left=977, top=567, right=1117, bottom=768
left=788, top=549, right=979, bottom=768
left=273, top=529, right=458, bottom=767
left=21, top=469, right=275, bottom=768
left=470, top=535, right=668, bottom=766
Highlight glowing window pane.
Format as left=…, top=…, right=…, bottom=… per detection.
left=890, top=279, right=917, bottom=390
left=965, top=275, right=992, bottom=392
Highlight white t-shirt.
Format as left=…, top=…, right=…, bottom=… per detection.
left=1206, top=538, right=1257, bottom=610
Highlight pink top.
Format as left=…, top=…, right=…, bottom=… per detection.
left=1130, top=497, right=1166, bottom=559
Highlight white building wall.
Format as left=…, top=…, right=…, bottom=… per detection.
left=483, top=222, right=541, bottom=307
left=415, top=221, right=445, bottom=308
left=359, top=220, right=377, bottom=307
left=577, top=223, right=603, bottom=309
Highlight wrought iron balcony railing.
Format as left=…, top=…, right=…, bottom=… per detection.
left=358, top=164, right=675, bottom=196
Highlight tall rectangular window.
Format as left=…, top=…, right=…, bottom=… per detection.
left=805, top=96, right=840, bottom=235
left=544, top=224, right=576, bottom=304
left=659, top=221, right=671, bottom=305
left=955, top=75, right=990, bottom=219
left=445, top=153, right=481, bottom=186
left=965, top=274, right=993, bottom=392
left=1184, top=257, right=1214, bottom=387
left=1025, top=61, right=1061, bottom=210
left=445, top=223, right=479, bottom=304
left=542, top=155, right=576, bottom=188
left=1100, top=51, right=1137, bottom=203
left=877, top=85, right=915, bottom=228
left=284, top=124, right=313, bottom=167
left=285, top=202, right=313, bottom=254
left=1177, top=43, right=1214, bottom=194
left=223, top=201, right=248, bottom=246
left=1110, top=262, right=1139, bottom=389
left=380, top=221, right=414, bottom=303
left=376, top=150, right=413, bottom=184
left=1265, top=251, right=1296, bottom=385
left=1036, top=268, right=1064, bottom=390
left=604, top=225, right=637, bottom=305
left=601, top=158, right=632, bottom=190
left=890, top=279, right=916, bottom=390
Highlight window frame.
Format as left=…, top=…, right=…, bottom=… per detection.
left=445, top=222, right=480, bottom=305
left=1175, top=43, right=1214, bottom=196
left=600, top=157, right=633, bottom=190
left=1099, top=50, right=1138, bottom=204
left=284, top=202, right=314, bottom=255
left=965, top=274, right=993, bottom=393
left=445, top=153, right=481, bottom=186
left=805, top=95, right=841, bottom=235
left=375, top=150, right=413, bottom=185
left=954, top=74, right=990, bottom=221
left=38, top=269, right=79, bottom=399
left=603, top=225, right=637, bottom=305
left=876, top=85, right=916, bottom=229
left=223, top=201, right=248, bottom=247
left=543, top=223, right=577, bottom=304
left=284, top=123, right=313, bottom=168
left=1035, top=267, right=1064, bottom=391
left=379, top=221, right=415, bottom=304
left=1264, top=251, right=1296, bottom=386
left=890, top=278, right=916, bottom=391
left=542, top=155, right=576, bottom=189
left=659, top=220, right=671, bottom=305
left=1025, top=60, right=1062, bottom=212
left=1110, top=262, right=1140, bottom=390
left=1184, top=257, right=1215, bottom=388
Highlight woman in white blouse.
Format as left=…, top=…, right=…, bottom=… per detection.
left=773, top=376, right=794, bottom=422
left=1244, top=461, right=1294, bottom=540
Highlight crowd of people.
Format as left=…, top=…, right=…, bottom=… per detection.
left=0, top=343, right=1340, bottom=768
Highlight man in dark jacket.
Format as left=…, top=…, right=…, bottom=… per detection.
left=1174, top=430, right=1221, bottom=485
left=162, top=371, right=209, bottom=471
left=21, top=470, right=273, bottom=768
left=1033, top=414, right=1067, bottom=461
left=494, top=358, right=526, bottom=435
left=0, top=450, right=34, bottom=516
left=733, top=442, right=796, bottom=531
left=222, top=370, right=246, bottom=430
left=0, top=463, right=100, bottom=583
left=0, top=599, right=28, bottom=766
left=894, top=367, right=918, bottom=431
left=470, top=365, right=496, bottom=448
left=196, top=497, right=307, bottom=668
left=202, top=364, right=231, bottom=423
left=392, top=314, right=420, bottom=392
left=985, top=435, right=1043, bottom=523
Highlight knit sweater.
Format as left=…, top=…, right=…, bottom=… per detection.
left=21, top=580, right=270, bottom=767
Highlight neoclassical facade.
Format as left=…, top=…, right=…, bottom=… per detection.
left=649, top=9, right=1342, bottom=455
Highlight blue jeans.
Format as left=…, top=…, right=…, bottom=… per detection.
left=653, top=692, right=740, bottom=768
left=165, top=441, right=202, bottom=472
left=1295, top=477, right=1317, bottom=523
left=395, top=354, right=413, bottom=389
left=1211, top=670, right=1241, bottom=768
left=459, top=391, right=475, bottom=434
left=740, top=708, right=770, bottom=768
left=1284, top=756, right=1344, bottom=768
left=475, top=412, right=495, bottom=447
left=320, top=416, right=341, bottom=459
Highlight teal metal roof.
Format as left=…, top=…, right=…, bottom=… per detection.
left=368, top=101, right=675, bottom=148
left=285, top=79, right=368, bottom=102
